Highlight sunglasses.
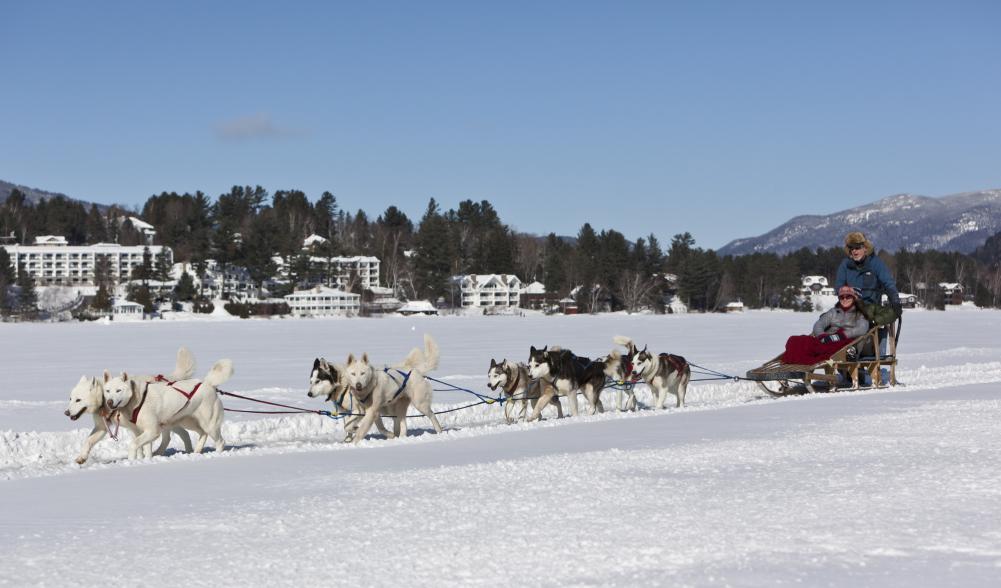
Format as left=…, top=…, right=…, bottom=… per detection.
left=839, top=294, right=855, bottom=300
left=848, top=244, right=865, bottom=251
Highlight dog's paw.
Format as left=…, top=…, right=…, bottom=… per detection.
left=75, top=456, right=87, bottom=465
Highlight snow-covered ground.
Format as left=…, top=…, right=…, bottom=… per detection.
left=1, top=310, right=1000, bottom=586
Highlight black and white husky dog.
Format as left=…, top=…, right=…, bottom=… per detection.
left=487, top=358, right=563, bottom=423
left=308, top=358, right=391, bottom=442
left=527, top=346, right=608, bottom=417
left=619, top=336, right=691, bottom=409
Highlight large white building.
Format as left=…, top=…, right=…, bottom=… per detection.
left=284, top=285, right=360, bottom=316
left=2, top=236, right=172, bottom=287
left=453, top=274, right=524, bottom=308
left=274, top=254, right=381, bottom=291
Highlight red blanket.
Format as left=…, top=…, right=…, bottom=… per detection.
left=783, top=329, right=849, bottom=365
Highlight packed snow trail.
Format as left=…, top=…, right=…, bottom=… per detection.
left=2, top=383, right=999, bottom=587
left=3, top=358, right=1001, bottom=480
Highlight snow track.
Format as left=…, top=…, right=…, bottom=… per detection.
left=4, top=359, right=1000, bottom=481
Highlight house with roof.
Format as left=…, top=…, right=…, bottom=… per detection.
left=284, top=285, right=360, bottom=317
left=398, top=300, right=438, bottom=316
left=519, top=281, right=551, bottom=310
left=938, top=283, right=964, bottom=305
left=453, top=274, right=524, bottom=309
left=801, top=275, right=835, bottom=296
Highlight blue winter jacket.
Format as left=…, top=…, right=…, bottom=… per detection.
left=835, top=254, right=900, bottom=306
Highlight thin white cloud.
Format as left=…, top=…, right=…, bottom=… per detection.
left=214, top=113, right=302, bottom=141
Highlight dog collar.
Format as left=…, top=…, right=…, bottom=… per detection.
left=504, top=367, right=521, bottom=395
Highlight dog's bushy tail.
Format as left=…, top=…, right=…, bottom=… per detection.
left=203, top=359, right=234, bottom=388
left=613, top=335, right=635, bottom=353
left=168, top=347, right=197, bottom=381
left=402, top=334, right=439, bottom=374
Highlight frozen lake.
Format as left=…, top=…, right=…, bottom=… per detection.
left=1, top=309, right=1000, bottom=586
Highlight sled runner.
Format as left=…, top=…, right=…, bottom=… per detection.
left=745, top=323, right=898, bottom=396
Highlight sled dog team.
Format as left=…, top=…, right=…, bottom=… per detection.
left=488, top=335, right=690, bottom=424
left=64, top=347, right=231, bottom=464
left=66, top=334, right=689, bottom=463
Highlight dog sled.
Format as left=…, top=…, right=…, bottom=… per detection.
left=745, top=321, right=899, bottom=396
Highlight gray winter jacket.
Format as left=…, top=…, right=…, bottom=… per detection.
left=812, top=306, right=870, bottom=340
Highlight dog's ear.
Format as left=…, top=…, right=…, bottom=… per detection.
left=346, top=353, right=355, bottom=365
left=103, top=370, right=111, bottom=383
left=530, top=345, right=536, bottom=354
left=361, top=353, right=369, bottom=365
left=313, top=357, right=321, bottom=369
left=641, top=345, right=647, bottom=354
left=130, top=379, right=138, bottom=394
left=490, top=358, right=497, bottom=368
left=120, top=371, right=130, bottom=382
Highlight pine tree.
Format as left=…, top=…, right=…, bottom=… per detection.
left=0, top=248, right=11, bottom=317
left=93, top=284, right=113, bottom=313
left=413, top=198, right=451, bottom=302
left=15, top=262, right=38, bottom=318
left=154, top=249, right=172, bottom=282
left=244, top=213, right=279, bottom=293
left=0, top=247, right=14, bottom=284
left=542, top=233, right=569, bottom=294
left=131, top=246, right=153, bottom=286
left=174, top=270, right=197, bottom=302
left=127, top=285, right=154, bottom=314
left=85, top=204, right=107, bottom=243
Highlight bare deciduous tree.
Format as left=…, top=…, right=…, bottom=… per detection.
left=617, top=270, right=656, bottom=314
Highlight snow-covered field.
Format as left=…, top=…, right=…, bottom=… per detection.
left=1, top=310, right=1000, bottom=587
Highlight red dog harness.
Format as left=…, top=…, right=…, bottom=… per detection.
left=659, top=353, right=688, bottom=374
left=129, top=376, right=202, bottom=424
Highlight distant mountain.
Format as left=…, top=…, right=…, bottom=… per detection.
left=0, top=179, right=108, bottom=211
left=718, top=189, right=1001, bottom=256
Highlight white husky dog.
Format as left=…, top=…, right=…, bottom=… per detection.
left=308, top=357, right=392, bottom=442
left=343, top=334, right=444, bottom=444
left=103, top=359, right=232, bottom=459
left=65, top=347, right=197, bottom=464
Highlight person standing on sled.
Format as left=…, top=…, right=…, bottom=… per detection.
left=835, top=232, right=901, bottom=383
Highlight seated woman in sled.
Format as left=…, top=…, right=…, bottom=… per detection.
left=781, top=286, right=869, bottom=367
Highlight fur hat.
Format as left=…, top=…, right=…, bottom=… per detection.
left=844, top=231, right=873, bottom=256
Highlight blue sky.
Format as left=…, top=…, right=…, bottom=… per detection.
left=2, top=1, right=1000, bottom=249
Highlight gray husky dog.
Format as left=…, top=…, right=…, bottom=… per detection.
left=618, top=336, right=691, bottom=409
left=487, top=358, right=563, bottom=423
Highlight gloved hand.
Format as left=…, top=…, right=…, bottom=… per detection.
left=820, top=332, right=843, bottom=345
left=891, top=300, right=902, bottom=318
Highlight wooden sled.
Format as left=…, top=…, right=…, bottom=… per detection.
left=746, top=324, right=898, bottom=396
